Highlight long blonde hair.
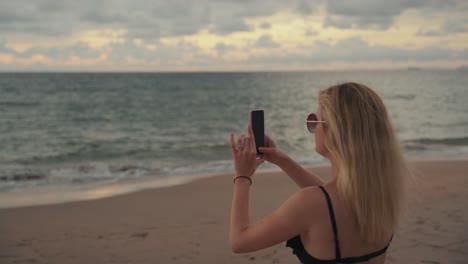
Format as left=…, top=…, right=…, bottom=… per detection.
left=318, top=82, right=412, bottom=244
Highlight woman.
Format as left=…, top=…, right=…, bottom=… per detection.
left=229, top=82, right=411, bottom=263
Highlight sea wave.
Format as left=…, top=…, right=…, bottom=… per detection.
left=389, top=94, right=416, bottom=100
left=403, top=136, right=468, bottom=146
left=0, top=101, right=40, bottom=107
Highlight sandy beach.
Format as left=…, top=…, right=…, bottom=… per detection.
left=1, top=158, right=467, bottom=264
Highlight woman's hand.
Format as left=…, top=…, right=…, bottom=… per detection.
left=230, top=125, right=265, bottom=178
left=258, top=134, right=288, bottom=166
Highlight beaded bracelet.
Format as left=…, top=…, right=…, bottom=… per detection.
left=233, top=176, right=252, bottom=185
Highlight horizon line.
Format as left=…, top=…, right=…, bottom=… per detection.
left=1, top=67, right=467, bottom=74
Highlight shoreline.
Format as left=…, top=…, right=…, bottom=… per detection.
left=0, top=155, right=467, bottom=209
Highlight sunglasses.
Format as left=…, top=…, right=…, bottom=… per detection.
left=306, top=113, right=326, bottom=133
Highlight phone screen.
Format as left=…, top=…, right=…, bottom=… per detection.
left=249, top=110, right=264, bottom=155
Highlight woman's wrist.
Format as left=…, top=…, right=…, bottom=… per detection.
left=275, top=153, right=291, bottom=167
left=233, top=176, right=252, bottom=185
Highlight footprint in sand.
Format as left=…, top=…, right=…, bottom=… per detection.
left=131, top=232, right=149, bottom=238
left=415, top=217, right=426, bottom=225
left=188, top=241, right=200, bottom=247
left=201, top=220, right=218, bottom=225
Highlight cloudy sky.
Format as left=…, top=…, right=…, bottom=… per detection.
left=1, top=0, right=467, bottom=71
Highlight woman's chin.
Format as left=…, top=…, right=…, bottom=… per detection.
left=315, top=147, right=327, bottom=158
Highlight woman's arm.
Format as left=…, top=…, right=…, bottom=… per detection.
left=277, top=155, right=324, bottom=188
left=229, top=128, right=322, bottom=252
left=230, top=178, right=251, bottom=250
left=258, top=134, right=324, bottom=188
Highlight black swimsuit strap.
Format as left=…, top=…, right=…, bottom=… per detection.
left=318, top=185, right=341, bottom=260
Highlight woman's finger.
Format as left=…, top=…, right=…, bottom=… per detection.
left=230, top=133, right=237, bottom=156
left=265, top=134, right=276, bottom=147
left=256, top=155, right=265, bottom=166
left=248, top=125, right=256, bottom=151
left=243, top=137, right=250, bottom=153
left=249, top=137, right=257, bottom=154
left=237, top=134, right=245, bottom=149
left=247, top=124, right=254, bottom=139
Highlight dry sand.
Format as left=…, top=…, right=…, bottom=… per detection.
left=1, top=158, right=467, bottom=264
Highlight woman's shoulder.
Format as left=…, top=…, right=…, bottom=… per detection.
left=300, top=184, right=335, bottom=202
left=294, top=186, right=330, bottom=213
left=299, top=185, right=326, bottom=200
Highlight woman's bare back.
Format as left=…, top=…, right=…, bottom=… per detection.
left=299, top=185, right=392, bottom=264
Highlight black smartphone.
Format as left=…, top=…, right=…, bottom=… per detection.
left=249, top=110, right=264, bottom=156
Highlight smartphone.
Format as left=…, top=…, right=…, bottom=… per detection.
left=249, top=110, right=264, bottom=156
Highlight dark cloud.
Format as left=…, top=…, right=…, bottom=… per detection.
left=244, top=36, right=466, bottom=65
left=0, top=1, right=323, bottom=40
left=254, top=34, right=279, bottom=48
left=214, top=42, right=235, bottom=57
left=326, top=0, right=422, bottom=17
left=2, top=35, right=468, bottom=71
left=312, top=37, right=455, bottom=62
left=324, top=15, right=394, bottom=30
left=296, top=0, right=315, bottom=15
left=442, top=19, right=468, bottom=33
left=0, top=1, right=293, bottom=39
left=0, top=41, right=101, bottom=60
left=323, top=1, right=412, bottom=30
left=324, top=0, right=466, bottom=30
left=305, top=29, right=319, bottom=36
left=416, top=29, right=445, bottom=37
left=0, top=0, right=466, bottom=71
left=108, top=39, right=203, bottom=65
left=80, top=11, right=127, bottom=24
left=259, top=22, right=271, bottom=29
left=211, top=18, right=252, bottom=35
left=417, top=19, right=468, bottom=36
left=18, top=43, right=101, bottom=60
left=0, top=39, right=17, bottom=54
left=1, top=0, right=466, bottom=39
left=0, top=1, right=88, bottom=36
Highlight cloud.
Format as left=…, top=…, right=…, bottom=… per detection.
left=295, top=0, right=315, bottom=15
left=1, top=0, right=467, bottom=70
left=18, top=44, right=101, bottom=60
left=1, top=40, right=102, bottom=61
left=324, top=15, right=393, bottom=30
left=2, top=0, right=466, bottom=39
left=0, top=39, right=17, bottom=54
left=417, top=18, right=468, bottom=36
left=108, top=38, right=206, bottom=66
left=0, top=1, right=90, bottom=36
left=254, top=34, right=279, bottom=48
left=0, top=0, right=314, bottom=40
left=214, top=42, right=236, bottom=57
left=80, top=11, right=127, bottom=24
left=305, top=29, right=319, bottom=36
left=312, top=37, right=460, bottom=62
left=259, top=22, right=271, bottom=30
left=323, top=0, right=467, bottom=30
left=3, top=36, right=468, bottom=71
left=211, top=18, right=252, bottom=35
left=243, top=36, right=467, bottom=65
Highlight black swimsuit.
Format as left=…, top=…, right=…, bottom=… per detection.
left=285, top=186, right=393, bottom=264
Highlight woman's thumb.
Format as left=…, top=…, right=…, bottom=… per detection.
left=258, top=147, right=273, bottom=153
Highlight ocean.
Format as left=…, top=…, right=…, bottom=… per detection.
left=1, top=70, right=467, bottom=207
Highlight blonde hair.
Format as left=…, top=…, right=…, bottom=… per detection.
left=318, top=82, right=412, bottom=244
